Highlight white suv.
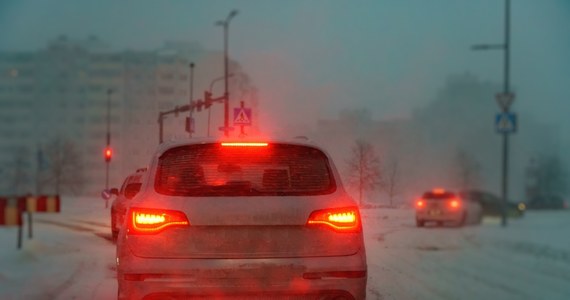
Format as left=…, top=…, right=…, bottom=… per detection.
left=116, top=138, right=367, bottom=300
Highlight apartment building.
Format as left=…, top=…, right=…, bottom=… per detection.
left=0, top=36, right=257, bottom=196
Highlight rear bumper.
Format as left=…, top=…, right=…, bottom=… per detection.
left=416, top=210, right=463, bottom=222
left=117, top=246, right=367, bottom=300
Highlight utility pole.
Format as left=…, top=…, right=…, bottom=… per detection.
left=215, top=9, right=238, bottom=137
left=472, top=0, right=512, bottom=227
left=500, top=0, right=511, bottom=228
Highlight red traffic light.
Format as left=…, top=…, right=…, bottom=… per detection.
left=104, top=147, right=112, bottom=162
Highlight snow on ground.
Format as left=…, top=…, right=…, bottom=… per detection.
left=363, top=208, right=570, bottom=300
left=1, top=197, right=569, bottom=299
left=0, top=197, right=116, bottom=300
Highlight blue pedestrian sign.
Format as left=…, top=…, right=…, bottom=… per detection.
left=495, top=112, right=517, bottom=134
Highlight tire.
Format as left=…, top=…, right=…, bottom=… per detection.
left=117, top=284, right=126, bottom=300
left=416, top=219, right=425, bottom=227
left=111, top=215, right=118, bottom=242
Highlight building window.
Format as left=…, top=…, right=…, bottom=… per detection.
left=158, top=86, right=174, bottom=95
left=161, top=73, right=174, bottom=80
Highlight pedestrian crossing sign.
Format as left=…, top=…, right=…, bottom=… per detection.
left=495, top=112, right=517, bottom=134
left=233, top=107, right=252, bottom=125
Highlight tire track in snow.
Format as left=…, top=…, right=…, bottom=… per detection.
left=367, top=226, right=462, bottom=300
left=36, top=219, right=113, bottom=244
left=45, top=260, right=86, bottom=300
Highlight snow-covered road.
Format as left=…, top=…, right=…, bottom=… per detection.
left=1, top=197, right=569, bottom=299
left=363, top=209, right=570, bottom=300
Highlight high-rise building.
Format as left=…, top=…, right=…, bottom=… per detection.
left=0, top=36, right=258, bottom=196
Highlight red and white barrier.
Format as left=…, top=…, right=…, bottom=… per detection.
left=0, top=197, right=22, bottom=226
left=1, top=195, right=61, bottom=249
left=24, top=195, right=61, bottom=213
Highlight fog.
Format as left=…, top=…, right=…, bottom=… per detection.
left=0, top=0, right=568, bottom=201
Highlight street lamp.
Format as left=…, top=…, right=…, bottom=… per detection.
left=471, top=0, right=512, bottom=227
left=215, top=9, right=238, bottom=137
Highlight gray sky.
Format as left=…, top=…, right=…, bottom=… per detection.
left=1, top=0, right=568, bottom=137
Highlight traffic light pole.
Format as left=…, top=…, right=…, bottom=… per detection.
left=188, top=62, right=195, bottom=137
left=105, top=89, right=112, bottom=208
left=223, top=21, right=229, bottom=137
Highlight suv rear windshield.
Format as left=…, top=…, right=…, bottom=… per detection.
left=155, top=143, right=336, bottom=196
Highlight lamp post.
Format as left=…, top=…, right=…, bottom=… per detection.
left=472, top=0, right=511, bottom=227
left=215, top=9, right=238, bottom=137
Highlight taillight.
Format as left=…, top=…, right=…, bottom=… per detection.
left=449, top=199, right=461, bottom=209
left=432, top=188, right=446, bottom=194
left=221, top=142, right=268, bottom=147
left=128, top=208, right=189, bottom=234
left=416, top=199, right=425, bottom=208
left=307, top=207, right=361, bottom=232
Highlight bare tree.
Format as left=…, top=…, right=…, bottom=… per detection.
left=383, top=157, right=401, bottom=207
left=7, top=147, right=32, bottom=195
left=43, top=137, right=85, bottom=195
left=533, top=154, right=568, bottom=196
left=452, top=148, right=481, bottom=191
left=345, top=139, right=382, bottom=206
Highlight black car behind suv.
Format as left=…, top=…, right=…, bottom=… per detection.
left=460, top=190, right=525, bottom=218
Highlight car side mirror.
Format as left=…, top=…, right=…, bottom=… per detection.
left=101, top=188, right=119, bottom=200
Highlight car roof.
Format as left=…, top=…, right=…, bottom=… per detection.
left=124, top=167, right=147, bottom=182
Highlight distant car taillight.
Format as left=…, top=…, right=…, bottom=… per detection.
left=449, top=199, right=461, bottom=209
left=128, top=208, right=189, bottom=234
left=307, top=207, right=361, bottom=232
left=416, top=199, right=425, bottom=208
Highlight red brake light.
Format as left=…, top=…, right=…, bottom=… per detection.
left=307, top=207, right=361, bottom=232
left=128, top=208, right=189, bottom=234
left=449, top=199, right=461, bottom=208
left=416, top=199, right=424, bottom=208
left=221, top=142, right=268, bottom=147
left=432, top=188, right=445, bottom=194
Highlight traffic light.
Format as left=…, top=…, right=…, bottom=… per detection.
left=204, top=91, right=213, bottom=109
left=104, top=147, right=112, bottom=162
left=185, top=117, right=194, bottom=133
